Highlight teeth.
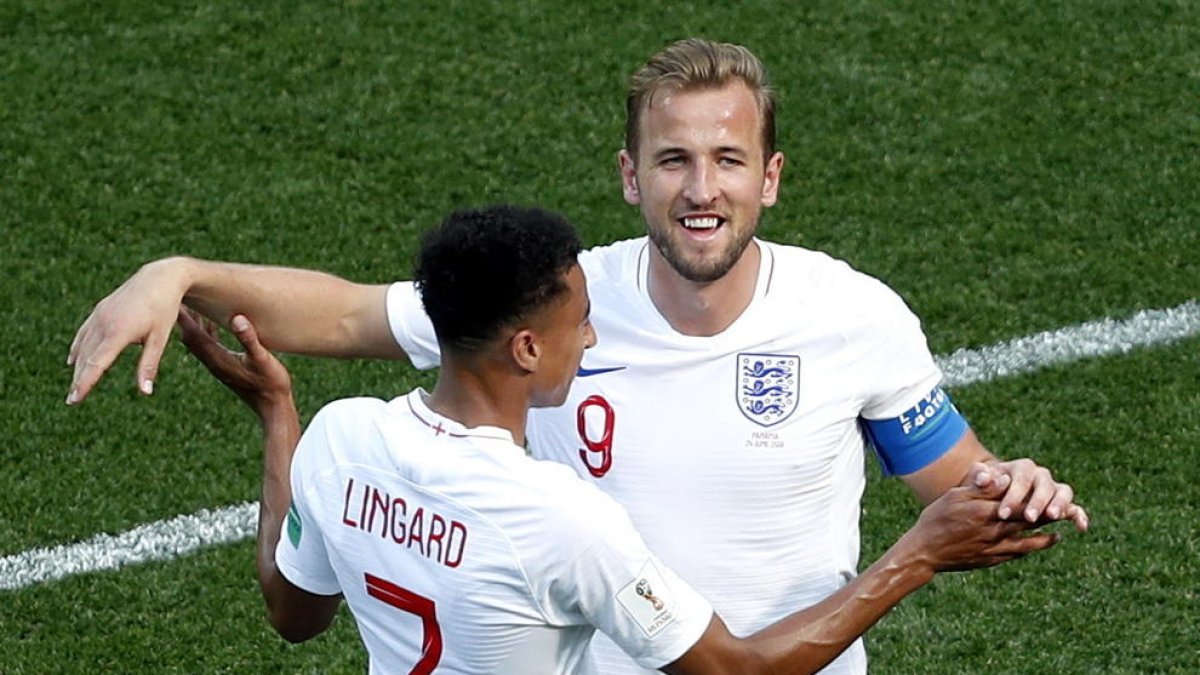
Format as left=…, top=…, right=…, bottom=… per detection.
left=683, top=216, right=719, bottom=230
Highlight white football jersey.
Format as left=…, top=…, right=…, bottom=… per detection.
left=275, top=390, right=713, bottom=675
left=387, top=238, right=945, bottom=675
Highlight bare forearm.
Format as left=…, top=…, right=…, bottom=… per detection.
left=730, top=477, right=1045, bottom=673
left=667, top=542, right=931, bottom=675
left=166, top=256, right=403, bottom=359
left=254, top=399, right=341, bottom=641
left=904, top=430, right=995, bottom=505
left=256, top=398, right=301, bottom=589
left=744, top=543, right=930, bottom=674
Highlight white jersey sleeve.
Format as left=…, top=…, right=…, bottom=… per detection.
left=847, top=277, right=967, bottom=475
left=385, top=281, right=441, bottom=370
left=537, top=484, right=713, bottom=669
left=853, top=279, right=944, bottom=421
left=274, top=411, right=342, bottom=596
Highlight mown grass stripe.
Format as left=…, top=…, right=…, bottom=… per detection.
left=4, top=300, right=1198, bottom=591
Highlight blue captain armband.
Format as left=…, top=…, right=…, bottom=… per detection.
left=863, top=387, right=969, bottom=476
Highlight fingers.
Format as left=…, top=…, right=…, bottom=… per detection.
left=67, top=316, right=87, bottom=367
left=966, top=463, right=1011, bottom=498
left=134, top=326, right=171, bottom=397
left=67, top=298, right=130, bottom=404
left=1042, top=482, right=1075, bottom=522
left=923, top=514, right=1063, bottom=573
left=963, top=531, right=1060, bottom=570
left=968, top=462, right=995, bottom=488
left=228, top=315, right=266, bottom=358
left=1020, top=467, right=1060, bottom=523
left=1066, top=504, right=1090, bottom=532
left=176, top=308, right=235, bottom=372
left=995, top=460, right=1029, bottom=520
left=67, top=334, right=122, bottom=405
left=993, top=531, right=1061, bottom=557
left=996, top=458, right=1052, bottom=521
left=992, top=458, right=1086, bottom=530
left=176, top=307, right=206, bottom=350
left=955, top=461, right=1012, bottom=504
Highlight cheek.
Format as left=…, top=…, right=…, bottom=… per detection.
left=741, top=173, right=769, bottom=201
left=639, top=176, right=675, bottom=207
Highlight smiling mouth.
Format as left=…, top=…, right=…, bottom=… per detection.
left=680, top=215, right=724, bottom=230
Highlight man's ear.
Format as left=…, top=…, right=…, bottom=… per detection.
left=760, top=151, right=785, bottom=207
left=510, top=328, right=541, bottom=374
left=618, top=149, right=640, bottom=205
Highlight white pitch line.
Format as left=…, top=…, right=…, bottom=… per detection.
left=937, top=300, right=1200, bottom=387
left=0, top=503, right=258, bottom=591
left=4, top=300, right=1199, bottom=591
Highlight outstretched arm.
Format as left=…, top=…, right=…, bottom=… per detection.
left=177, top=310, right=340, bottom=642
left=663, top=466, right=1068, bottom=675
left=67, top=256, right=403, bottom=405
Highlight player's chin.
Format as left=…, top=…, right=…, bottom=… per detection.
left=532, top=383, right=573, bottom=410
left=549, top=386, right=573, bottom=409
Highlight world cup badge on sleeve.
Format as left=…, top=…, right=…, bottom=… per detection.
left=737, top=353, right=800, bottom=427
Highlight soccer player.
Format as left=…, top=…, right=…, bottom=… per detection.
left=69, top=40, right=1087, bottom=674
left=178, top=204, right=1063, bottom=674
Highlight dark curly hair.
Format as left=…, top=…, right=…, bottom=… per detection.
left=414, top=205, right=583, bottom=353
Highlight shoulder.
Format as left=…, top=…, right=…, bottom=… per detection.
left=763, top=240, right=918, bottom=326
left=510, top=457, right=641, bottom=548
left=515, top=457, right=627, bottom=517
left=579, top=237, right=647, bottom=286
left=309, top=396, right=391, bottom=432
left=764, top=241, right=895, bottom=301
left=297, top=397, right=392, bottom=465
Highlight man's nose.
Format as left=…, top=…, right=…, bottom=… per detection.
left=683, top=160, right=718, bottom=206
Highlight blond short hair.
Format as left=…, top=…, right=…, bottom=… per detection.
left=625, top=38, right=777, bottom=163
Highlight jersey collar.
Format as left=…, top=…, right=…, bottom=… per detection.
left=404, top=390, right=516, bottom=445
left=635, top=237, right=777, bottom=337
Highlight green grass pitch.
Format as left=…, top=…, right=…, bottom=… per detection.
left=2, top=1, right=1197, bottom=672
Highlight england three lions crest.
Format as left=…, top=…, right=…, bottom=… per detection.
left=737, top=353, right=800, bottom=427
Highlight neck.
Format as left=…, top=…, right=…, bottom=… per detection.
left=425, top=353, right=531, bottom=446
left=647, top=240, right=761, bottom=336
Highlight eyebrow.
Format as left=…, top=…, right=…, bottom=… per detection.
left=651, top=146, right=687, bottom=160
left=651, top=144, right=749, bottom=159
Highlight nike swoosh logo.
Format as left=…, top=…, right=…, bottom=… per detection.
left=576, top=366, right=628, bottom=377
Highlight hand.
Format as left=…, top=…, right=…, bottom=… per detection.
left=902, top=463, right=1064, bottom=576
left=67, top=258, right=191, bottom=405
left=177, top=309, right=293, bottom=419
left=970, top=459, right=1089, bottom=532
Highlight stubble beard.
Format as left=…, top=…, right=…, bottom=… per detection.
left=647, top=219, right=757, bottom=283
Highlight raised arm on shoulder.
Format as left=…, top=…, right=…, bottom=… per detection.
left=67, top=256, right=405, bottom=405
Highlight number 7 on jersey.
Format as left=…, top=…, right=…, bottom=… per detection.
left=364, top=573, right=443, bottom=674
